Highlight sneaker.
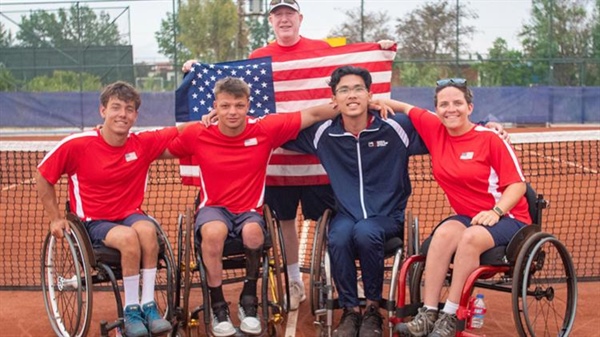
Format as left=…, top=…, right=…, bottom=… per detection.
left=142, top=301, right=171, bottom=336
left=123, top=304, right=149, bottom=337
left=428, top=312, right=457, bottom=337
left=359, top=304, right=384, bottom=337
left=238, top=295, right=261, bottom=335
left=289, top=280, right=306, bottom=311
left=210, top=301, right=236, bottom=337
left=394, top=307, right=437, bottom=337
left=332, top=308, right=361, bottom=337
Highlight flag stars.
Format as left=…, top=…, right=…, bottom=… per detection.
left=260, top=69, right=266, bottom=75
left=253, top=76, right=259, bottom=82
left=254, top=89, right=261, bottom=95
left=261, top=82, right=267, bottom=88
left=230, top=70, right=237, bottom=76
left=210, top=75, right=216, bottom=81
left=263, top=95, right=269, bottom=101
left=192, top=93, right=198, bottom=99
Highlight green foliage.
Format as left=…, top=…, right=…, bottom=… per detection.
left=0, top=64, right=20, bottom=91
left=16, top=5, right=124, bottom=48
left=396, top=62, right=445, bottom=87
left=0, top=23, right=14, bottom=47
left=394, top=0, right=477, bottom=60
left=246, top=14, right=273, bottom=54
left=157, top=0, right=240, bottom=64
left=519, top=0, right=595, bottom=85
left=475, top=39, right=532, bottom=86
left=25, top=70, right=102, bottom=92
left=328, top=8, right=395, bottom=43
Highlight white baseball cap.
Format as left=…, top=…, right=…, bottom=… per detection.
left=269, top=0, right=300, bottom=13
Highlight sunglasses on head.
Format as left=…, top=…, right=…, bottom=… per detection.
left=270, top=0, right=298, bottom=6
left=436, top=78, right=467, bottom=88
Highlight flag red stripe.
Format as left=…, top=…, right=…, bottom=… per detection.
left=273, top=61, right=393, bottom=82
left=274, top=83, right=392, bottom=103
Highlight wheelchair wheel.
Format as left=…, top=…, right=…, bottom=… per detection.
left=182, top=207, right=196, bottom=332
left=264, top=204, right=288, bottom=320
left=309, top=209, right=331, bottom=316
left=512, top=232, right=577, bottom=337
left=41, top=223, right=93, bottom=337
left=153, top=222, right=176, bottom=321
left=408, top=260, right=451, bottom=310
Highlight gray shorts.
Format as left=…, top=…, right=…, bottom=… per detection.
left=195, top=206, right=265, bottom=243
left=86, top=213, right=154, bottom=247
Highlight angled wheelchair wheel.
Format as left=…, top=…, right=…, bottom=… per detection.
left=181, top=207, right=199, bottom=334
left=310, top=209, right=331, bottom=316
left=153, top=221, right=176, bottom=321
left=512, top=232, right=577, bottom=337
left=41, top=223, right=93, bottom=337
left=409, top=260, right=451, bottom=310
left=264, top=204, right=288, bottom=322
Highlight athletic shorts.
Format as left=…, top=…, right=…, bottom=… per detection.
left=195, top=206, right=266, bottom=244
left=264, top=185, right=336, bottom=221
left=86, top=213, right=154, bottom=247
left=435, top=215, right=527, bottom=247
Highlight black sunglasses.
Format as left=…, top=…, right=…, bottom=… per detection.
left=436, top=78, right=467, bottom=87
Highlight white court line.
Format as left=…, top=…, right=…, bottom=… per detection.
left=2, top=178, right=35, bottom=192
left=285, top=309, right=299, bottom=337
left=285, top=219, right=312, bottom=336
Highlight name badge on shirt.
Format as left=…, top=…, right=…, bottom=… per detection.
left=244, top=138, right=258, bottom=147
left=125, top=152, right=138, bottom=162
left=460, top=152, right=474, bottom=160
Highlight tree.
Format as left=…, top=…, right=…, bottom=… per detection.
left=519, top=0, right=595, bottom=85
left=394, top=0, right=478, bottom=60
left=155, top=13, right=193, bottom=67
left=25, top=70, right=102, bottom=91
left=246, top=14, right=273, bottom=54
left=157, top=0, right=239, bottom=64
left=0, top=23, right=14, bottom=47
left=328, top=8, right=394, bottom=43
left=16, top=4, right=124, bottom=48
left=0, top=64, right=20, bottom=91
left=475, top=38, right=532, bottom=86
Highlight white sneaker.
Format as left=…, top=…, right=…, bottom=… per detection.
left=289, top=280, right=307, bottom=311
left=238, top=297, right=261, bottom=335
left=210, top=303, right=236, bottom=337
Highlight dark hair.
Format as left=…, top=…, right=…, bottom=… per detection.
left=434, top=84, right=474, bottom=106
left=100, top=81, right=141, bottom=110
left=214, top=77, right=250, bottom=99
left=328, top=66, right=372, bottom=94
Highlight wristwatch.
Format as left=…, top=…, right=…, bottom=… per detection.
left=492, top=206, right=504, bottom=217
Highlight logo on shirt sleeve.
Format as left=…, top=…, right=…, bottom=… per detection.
left=460, top=152, right=474, bottom=160
left=244, top=138, right=258, bottom=146
left=125, top=152, right=138, bottom=162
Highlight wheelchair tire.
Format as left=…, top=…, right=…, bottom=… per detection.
left=408, top=260, right=451, bottom=311
left=265, top=204, right=288, bottom=319
left=182, top=207, right=194, bottom=331
left=41, top=223, right=93, bottom=337
left=309, top=209, right=331, bottom=316
left=512, top=232, right=577, bottom=337
left=153, top=220, right=176, bottom=321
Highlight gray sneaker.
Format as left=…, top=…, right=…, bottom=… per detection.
left=394, top=307, right=437, bottom=337
left=428, top=312, right=457, bottom=337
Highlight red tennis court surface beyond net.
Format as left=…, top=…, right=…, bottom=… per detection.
left=0, top=126, right=598, bottom=336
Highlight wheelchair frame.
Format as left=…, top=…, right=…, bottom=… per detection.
left=309, top=209, right=406, bottom=337
left=41, top=213, right=176, bottom=337
left=394, top=187, right=578, bottom=337
left=173, top=204, right=289, bottom=337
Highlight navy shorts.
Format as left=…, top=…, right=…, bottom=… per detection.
left=86, top=213, right=154, bottom=247
left=435, top=215, right=527, bottom=247
left=264, top=185, right=336, bottom=221
left=195, top=206, right=266, bottom=244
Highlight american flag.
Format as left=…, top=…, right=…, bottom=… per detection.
left=175, top=42, right=397, bottom=186
left=175, top=57, right=275, bottom=122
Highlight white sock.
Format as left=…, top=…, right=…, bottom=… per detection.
left=442, top=300, right=459, bottom=315
left=287, top=263, right=302, bottom=284
left=123, top=274, right=140, bottom=307
left=424, top=305, right=438, bottom=311
left=141, top=268, right=157, bottom=305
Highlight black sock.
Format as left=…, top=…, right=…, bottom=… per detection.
left=209, top=285, right=225, bottom=307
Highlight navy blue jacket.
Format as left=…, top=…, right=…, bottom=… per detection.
left=284, top=111, right=428, bottom=222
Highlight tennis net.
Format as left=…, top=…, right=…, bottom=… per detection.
left=0, top=129, right=598, bottom=289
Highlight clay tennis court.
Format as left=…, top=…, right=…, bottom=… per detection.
left=0, top=126, right=598, bottom=336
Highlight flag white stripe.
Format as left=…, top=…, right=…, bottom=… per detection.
left=275, top=93, right=392, bottom=112
left=274, top=71, right=393, bottom=92
left=271, top=50, right=396, bottom=71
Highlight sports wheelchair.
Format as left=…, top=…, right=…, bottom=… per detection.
left=173, top=204, right=289, bottom=337
left=309, top=209, right=407, bottom=337
left=393, top=185, right=578, bottom=336
left=41, top=212, right=176, bottom=337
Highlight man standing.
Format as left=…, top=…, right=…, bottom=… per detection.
left=37, top=81, right=178, bottom=337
